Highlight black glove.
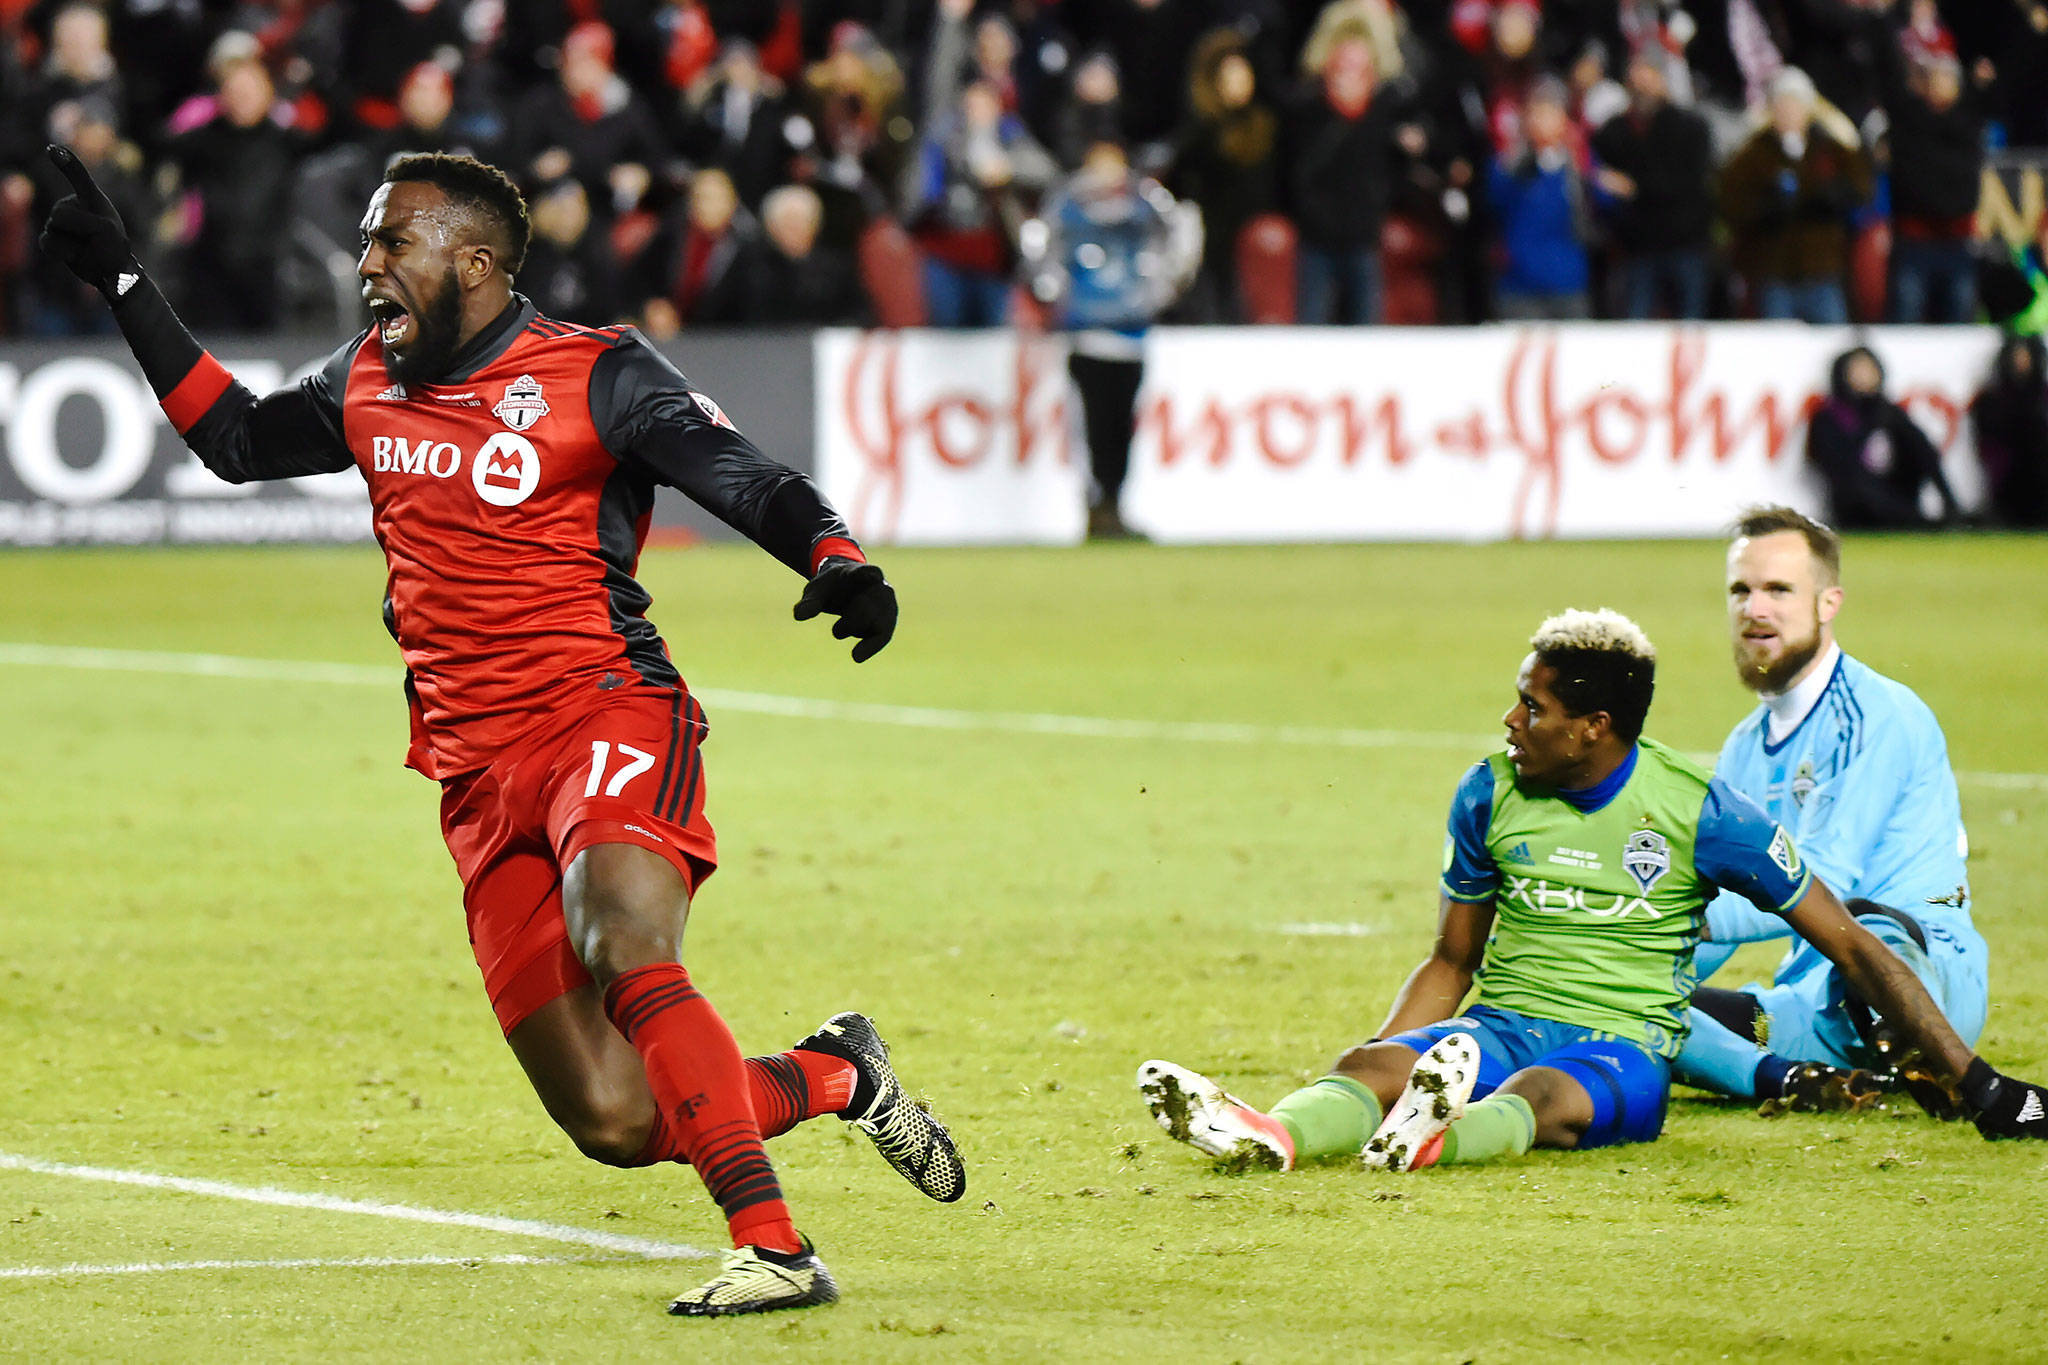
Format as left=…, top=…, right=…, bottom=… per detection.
left=1961, top=1057, right=2048, bottom=1140
left=793, top=556, right=896, bottom=663
left=39, top=144, right=143, bottom=298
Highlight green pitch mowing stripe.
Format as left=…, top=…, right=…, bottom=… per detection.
left=2, top=1254, right=599, bottom=1280
left=0, top=641, right=2043, bottom=791
left=0, top=1152, right=707, bottom=1261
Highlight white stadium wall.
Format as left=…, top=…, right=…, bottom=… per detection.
left=815, top=324, right=2003, bottom=545
left=0, top=325, right=2001, bottom=546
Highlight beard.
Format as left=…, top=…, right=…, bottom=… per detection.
left=1733, top=612, right=1824, bottom=695
left=383, top=266, right=466, bottom=386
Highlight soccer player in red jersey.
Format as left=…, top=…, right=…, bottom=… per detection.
left=39, top=146, right=967, bottom=1317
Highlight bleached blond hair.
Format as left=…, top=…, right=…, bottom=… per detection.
left=1530, top=608, right=1656, bottom=661
left=1528, top=608, right=1658, bottom=740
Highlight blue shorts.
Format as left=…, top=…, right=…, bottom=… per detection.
left=1387, top=1005, right=1671, bottom=1149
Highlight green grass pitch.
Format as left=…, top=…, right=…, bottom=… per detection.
left=2, top=537, right=2045, bottom=1362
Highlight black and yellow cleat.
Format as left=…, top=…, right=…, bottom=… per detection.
left=668, top=1239, right=838, bottom=1318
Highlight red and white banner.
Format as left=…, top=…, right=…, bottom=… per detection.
left=815, top=325, right=2000, bottom=544
left=814, top=329, right=1084, bottom=545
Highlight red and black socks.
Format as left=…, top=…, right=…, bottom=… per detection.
left=602, top=963, right=799, bottom=1254
left=746, top=1049, right=858, bottom=1139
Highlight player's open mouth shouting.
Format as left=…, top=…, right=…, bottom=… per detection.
left=365, top=293, right=413, bottom=348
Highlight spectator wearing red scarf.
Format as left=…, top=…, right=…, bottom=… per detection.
left=636, top=166, right=764, bottom=335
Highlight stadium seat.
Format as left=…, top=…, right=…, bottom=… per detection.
left=858, top=217, right=928, bottom=328
left=1235, top=213, right=1297, bottom=324
left=1380, top=214, right=1443, bottom=325
left=1849, top=219, right=1890, bottom=324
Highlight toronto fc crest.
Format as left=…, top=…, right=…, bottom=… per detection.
left=493, top=374, right=550, bottom=431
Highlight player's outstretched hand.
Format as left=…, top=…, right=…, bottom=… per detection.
left=794, top=556, right=896, bottom=663
left=1960, top=1058, right=2048, bottom=1140
left=39, top=144, right=139, bottom=297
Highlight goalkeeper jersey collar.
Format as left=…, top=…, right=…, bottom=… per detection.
left=1760, top=641, right=1842, bottom=746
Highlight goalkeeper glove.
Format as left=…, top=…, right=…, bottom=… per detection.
left=39, top=144, right=143, bottom=299
left=794, top=556, right=896, bottom=663
left=1960, top=1057, right=2048, bottom=1140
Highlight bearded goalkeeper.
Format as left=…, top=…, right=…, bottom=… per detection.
left=1139, top=610, right=2048, bottom=1172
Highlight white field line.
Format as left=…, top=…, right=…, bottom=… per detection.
left=0, top=641, right=2043, bottom=793
left=1, top=1253, right=599, bottom=1281
left=0, top=1152, right=705, bottom=1261
left=1277, top=922, right=1385, bottom=937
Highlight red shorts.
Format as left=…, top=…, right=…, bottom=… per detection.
left=438, top=686, right=717, bottom=1034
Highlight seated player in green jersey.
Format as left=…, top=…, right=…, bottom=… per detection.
left=1138, top=609, right=2048, bottom=1172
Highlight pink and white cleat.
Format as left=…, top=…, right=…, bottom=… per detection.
left=1361, top=1032, right=1480, bottom=1172
left=1136, top=1059, right=1296, bottom=1172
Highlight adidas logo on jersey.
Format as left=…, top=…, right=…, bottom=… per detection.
left=374, top=383, right=408, bottom=402
left=1503, top=841, right=1534, bottom=865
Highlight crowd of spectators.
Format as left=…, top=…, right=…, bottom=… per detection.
left=1, top=0, right=2045, bottom=339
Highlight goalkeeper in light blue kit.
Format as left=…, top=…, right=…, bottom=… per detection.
left=1674, top=506, right=1987, bottom=1111
left=1138, top=609, right=2048, bottom=1173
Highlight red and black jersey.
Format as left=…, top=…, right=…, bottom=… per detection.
left=167, top=297, right=860, bottom=778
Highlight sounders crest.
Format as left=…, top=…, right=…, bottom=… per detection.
left=1622, top=829, right=1670, bottom=894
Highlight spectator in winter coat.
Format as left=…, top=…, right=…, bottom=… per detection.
left=163, top=47, right=307, bottom=331
left=517, top=177, right=623, bottom=327
left=509, top=22, right=667, bottom=224
left=1808, top=345, right=1961, bottom=530
left=1052, top=49, right=1126, bottom=171
left=1287, top=35, right=1413, bottom=325
left=1169, top=27, right=1282, bottom=324
left=797, top=23, right=914, bottom=236
left=1066, top=0, right=1205, bottom=154
left=1023, top=136, right=1199, bottom=539
left=16, top=3, right=123, bottom=153
left=906, top=77, right=1058, bottom=327
left=16, top=96, right=151, bottom=336
left=636, top=167, right=765, bottom=336
left=1488, top=77, right=1592, bottom=320
left=1590, top=49, right=1713, bottom=319
left=1718, top=67, right=1871, bottom=324
left=673, top=41, right=800, bottom=213
left=751, top=183, right=869, bottom=325
left=1970, top=335, right=2048, bottom=527
left=1882, top=52, right=1985, bottom=324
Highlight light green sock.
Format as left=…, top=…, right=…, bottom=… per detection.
left=1268, top=1075, right=1384, bottom=1163
left=1438, top=1094, right=1537, bottom=1165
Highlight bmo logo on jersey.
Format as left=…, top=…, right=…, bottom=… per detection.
left=367, top=431, right=543, bottom=508
left=371, top=435, right=464, bottom=478
left=472, top=432, right=542, bottom=506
